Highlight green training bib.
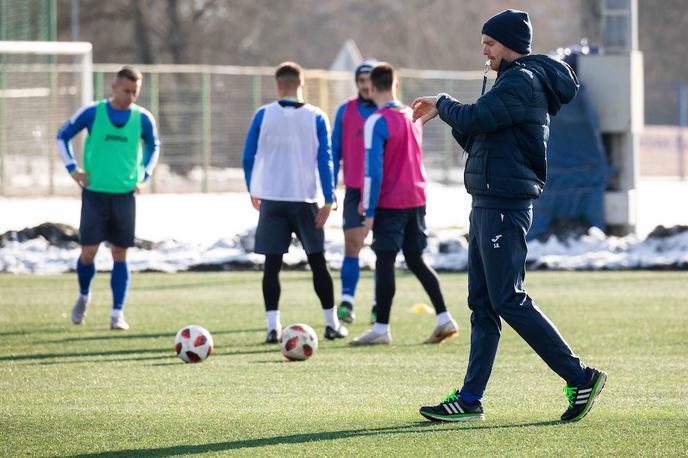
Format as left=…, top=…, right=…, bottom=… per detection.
left=84, top=99, right=143, bottom=193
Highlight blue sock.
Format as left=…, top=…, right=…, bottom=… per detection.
left=111, top=261, right=130, bottom=311
left=459, top=391, right=481, bottom=404
left=341, top=256, right=360, bottom=302
left=570, top=367, right=590, bottom=387
left=76, top=258, right=95, bottom=296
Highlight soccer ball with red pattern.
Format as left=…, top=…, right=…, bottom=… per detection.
left=175, top=325, right=213, bottom=363
left=280, top=323, right=318, bottom=361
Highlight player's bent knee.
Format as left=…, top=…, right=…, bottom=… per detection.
left=402, top=250, right=425, bottom=272
left=110, top=246, right=129, bottom=262
left=344, top=228, right=366, bottom=255
left=344, top=244, right=364, bottom=257
left=492, top=299, right=521, bottom=317
left=80, top=245, right=99, bottom=263
left=307, top=252, right=328, bottom=269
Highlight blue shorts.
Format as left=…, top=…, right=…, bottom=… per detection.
left=79, top=189, right=136, bottom=247
left=371, top=206, right=428, bottom=253
left=255, top=200, right=325, bottom=255
left=342, top=187, right=365, bottom=230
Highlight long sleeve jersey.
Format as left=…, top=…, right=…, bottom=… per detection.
left=56, top=100, right=160, bottom=181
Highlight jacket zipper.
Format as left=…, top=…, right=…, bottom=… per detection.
left=485, top=150, right=490, bottom=189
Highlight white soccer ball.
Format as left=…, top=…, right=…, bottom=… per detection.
left=174, top=325, right=214, bottom=363
left=280, top=323, right=318, bottom=361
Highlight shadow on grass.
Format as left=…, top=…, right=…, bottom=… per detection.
left=33, top=354, right=177, bottom=365
left=0, top=327, right=69, bottom=337
left=134, top=280, right=232, bottom=291
left=67, top=420, right=562, bottom=457
left=39, top=328, right=265, bottom=344
left=5, top=346, right=279, bottom=365
left=2, top=347, right=171, bottom=362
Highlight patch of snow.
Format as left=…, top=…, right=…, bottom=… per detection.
left=1, top=181, right=687, bottom=273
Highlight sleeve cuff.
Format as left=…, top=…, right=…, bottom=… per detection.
left=66, top=164, right=77, bottom=173
left=436, top=93, right=462, bottom=123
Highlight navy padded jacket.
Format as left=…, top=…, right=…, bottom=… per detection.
left=437, top=55, right=579, bottom=206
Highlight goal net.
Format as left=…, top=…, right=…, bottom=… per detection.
left=0, top=41, right=92, bottom=196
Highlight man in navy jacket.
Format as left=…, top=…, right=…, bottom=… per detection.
left=412, top=9, right=606, bottom=423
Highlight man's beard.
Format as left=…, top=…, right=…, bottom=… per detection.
left=358, top=93, right=375, bottom=106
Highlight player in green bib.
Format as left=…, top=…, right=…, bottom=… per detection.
left=57, top=66, right=160, bottom=330
left=83, top=99, right=143, bottom=193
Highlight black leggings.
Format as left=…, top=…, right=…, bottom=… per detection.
left=374, top=250, right=447, bottom=324
left=262, top=253, right=334, bottom=311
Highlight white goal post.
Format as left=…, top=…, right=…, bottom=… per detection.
left=0, top=41, right=93, bottom=106
left=0, top=41, right=93, bottom=195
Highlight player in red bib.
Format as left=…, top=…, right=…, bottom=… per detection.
left=331, top=60, right=378, bottom=325
left=349, top=63, right=458, bottom=346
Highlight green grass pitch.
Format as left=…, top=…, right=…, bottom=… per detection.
left=1, top=271, right=686, bottom=456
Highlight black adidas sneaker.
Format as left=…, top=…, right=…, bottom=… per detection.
left=264, top=329, right=281, bottom=344
left=337, top=301, right=355, bottom=324
left=419, top=389, right=485, bottom=422
left=324, top=325, right=348, bottom=340
left=561, top=367, right=607, bottom=422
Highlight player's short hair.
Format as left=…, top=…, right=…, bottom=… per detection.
left=370, top=62, right=395, bottom=91
left=275, top=61, right=303, bottom=89
left=115, top=65, right=143, bottom=83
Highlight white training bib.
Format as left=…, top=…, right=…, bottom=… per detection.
left=250, top=101, right=325, bottom=202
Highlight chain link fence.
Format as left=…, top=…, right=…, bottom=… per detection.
left=0, top=0, right=56, bottom=41
left=1, top=57, right=686, bottom=196
left=0, top=62, right=487, bottom=196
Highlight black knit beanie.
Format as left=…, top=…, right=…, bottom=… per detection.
left=355, top=59, right=378, bottom=80
left=481, top=9, right=532, bottom=54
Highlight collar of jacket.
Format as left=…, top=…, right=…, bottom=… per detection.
left=496, top=56, right=529, bottom=79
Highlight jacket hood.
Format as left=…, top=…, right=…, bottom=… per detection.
left=506, top=55, right=579, bottom=115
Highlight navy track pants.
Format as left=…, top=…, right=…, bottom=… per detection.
left=461, top=207, right=586, bottom=397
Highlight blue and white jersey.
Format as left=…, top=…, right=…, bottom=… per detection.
left=56, top=100, right=160, bottom=181
left=362, top=109, right=389, bottom=215
left=242, top=99, right=334, bottom=204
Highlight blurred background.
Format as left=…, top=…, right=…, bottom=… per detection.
left=0, top=0, right=686, bottom=242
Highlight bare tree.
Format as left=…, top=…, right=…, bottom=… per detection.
left=59, top=0, right=603, bottom=68
left=56, top=0, right=685, bottom=126
left=132, top=1, right=156, bottom=64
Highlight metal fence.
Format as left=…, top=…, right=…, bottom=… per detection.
left=0, top=0, right=56, bottom=41
left=0, top=62, right=486, bottom=196
left=1, top=58, right=686, bottom=196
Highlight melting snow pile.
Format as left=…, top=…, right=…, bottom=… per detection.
left=1, top=223, right=686, bottom=274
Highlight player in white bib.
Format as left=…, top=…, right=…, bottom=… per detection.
left=242, top=62, right=348, bottom=344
